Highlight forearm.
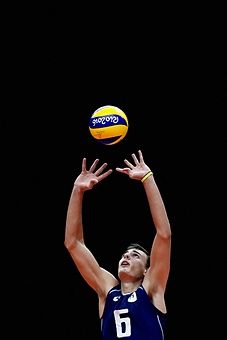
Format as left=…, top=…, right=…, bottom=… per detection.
left=142, top=175, right=171, bottom=238
left=64, top=185, right=85, bottom=248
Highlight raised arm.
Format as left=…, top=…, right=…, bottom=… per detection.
left=116, top=150, right=171, bottom=296
left=64, top=157, right=118, bottom=297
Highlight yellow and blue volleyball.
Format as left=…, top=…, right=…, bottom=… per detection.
left=89, top=105, right=129, bottom=145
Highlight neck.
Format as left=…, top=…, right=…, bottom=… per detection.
left=120, top=280, right=142, bottom=295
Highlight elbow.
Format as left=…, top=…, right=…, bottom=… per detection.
left=158, top=225, right=172, bottom=239
left=64, top=239, right=72, bottom=252
left=159, top=232, right=171, bottom=241
left=64, top=237, right=76, bottom=252
left=64, top=235, right=84, bottom=252
left=165, top=226, right=172, bottom=238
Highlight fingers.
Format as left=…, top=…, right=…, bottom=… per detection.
left=81, top=158, right=87, bottom=171
left=138, top=150, right=144, bottom=162
left=129, top=150, right=144, bottom=167
left=132, top=150, right=144, bottom=164
left=82, top=150, right=144, bottom=176
left=95, top=162, right=108, bottom=176
left=116, top=167, right=129, bottom=173
left=89, top=158, right=100, bottom=172
left=98, top=169, right=113, bottom=180
left=82, top=157, right=112, bottom=177
left=123, top=150, right=143, bottom=168
left=124, top=159, right=134, bottom=168
left=131, top=153, right=140, bottom=165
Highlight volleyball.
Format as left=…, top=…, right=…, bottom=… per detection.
left=89, top=105, right=129, bottom=145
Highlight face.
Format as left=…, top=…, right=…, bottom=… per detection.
left=118, top=248, right=148, bottom=280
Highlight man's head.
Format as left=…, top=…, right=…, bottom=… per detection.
left=126, top=243, right=150, bottom=268
left=118, top=243, right=150, bottom=281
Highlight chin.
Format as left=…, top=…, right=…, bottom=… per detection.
left=118, top=269, right=130, bottom=279
left=119, top=267, right=129, bottom=273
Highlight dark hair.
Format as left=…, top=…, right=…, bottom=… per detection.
left=125, top=243, right=150, bottom=269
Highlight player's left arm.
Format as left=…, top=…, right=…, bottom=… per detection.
left=143, top=175, right=171, bottom=294
left=116, top=150, right=171, bottom=293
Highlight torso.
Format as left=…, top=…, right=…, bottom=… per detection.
left=100, top=284, right=167, bottom=340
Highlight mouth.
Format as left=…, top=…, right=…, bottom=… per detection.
left=121, top=261, right=130, bottom=267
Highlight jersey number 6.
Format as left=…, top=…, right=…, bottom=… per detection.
left=114, top=309, right=131, bottom=338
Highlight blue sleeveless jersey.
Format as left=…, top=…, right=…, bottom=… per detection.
left=101, top=284, right=167, bottom=339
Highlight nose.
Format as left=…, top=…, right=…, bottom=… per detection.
left=123, top=253, right=130, bottom=259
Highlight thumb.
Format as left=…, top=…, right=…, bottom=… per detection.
left=89, top=179, right=99, bottom=188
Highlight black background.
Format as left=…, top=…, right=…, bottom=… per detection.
left=4, top=5, right=226, bottom=339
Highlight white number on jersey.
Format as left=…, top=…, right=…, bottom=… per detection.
left=114, top=309, right=131, bottom=338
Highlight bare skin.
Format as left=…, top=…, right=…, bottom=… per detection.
left=64, top=150, right=171, bottom=317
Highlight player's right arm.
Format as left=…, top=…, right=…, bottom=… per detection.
left=64, top=158, right=118, bottom=297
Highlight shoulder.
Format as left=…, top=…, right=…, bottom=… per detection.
left=99, top=284, right=121, bottom=318
left=107, top=284, right=121, bottom=295
left=99, top=268, right=119, bottom=296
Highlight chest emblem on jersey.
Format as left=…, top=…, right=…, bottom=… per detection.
left=128, top=292, right=137, bottom=302
left=113, top=296, right=121, bottom=302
